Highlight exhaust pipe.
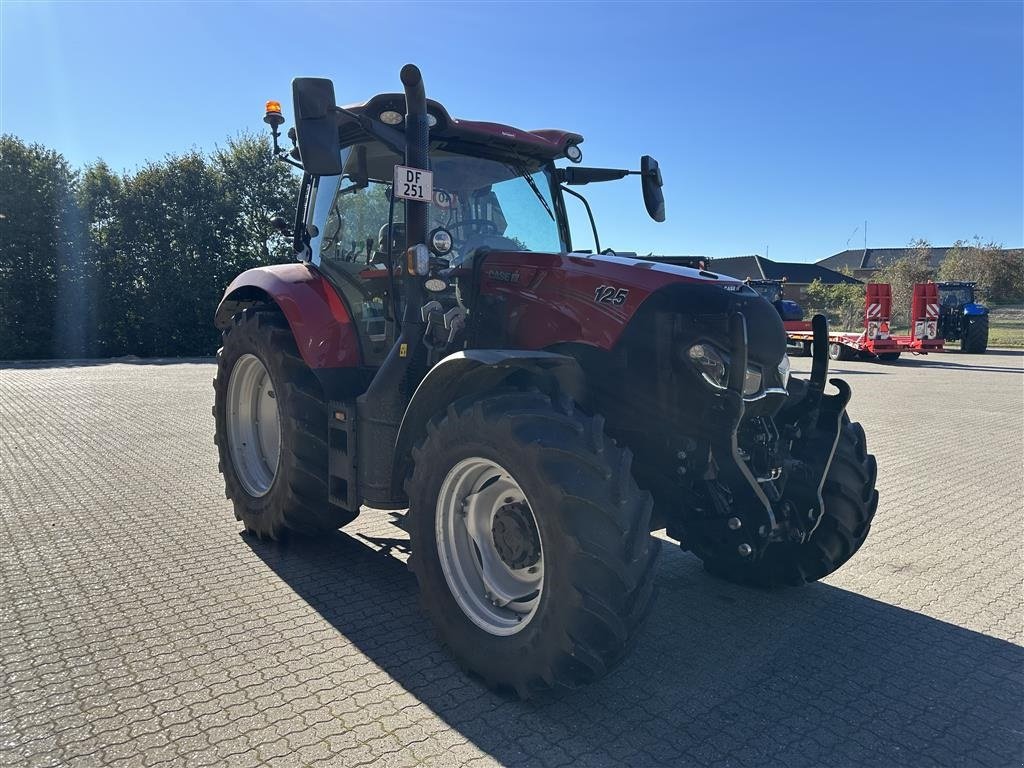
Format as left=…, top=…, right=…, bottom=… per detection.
left=399, top=64, right=430, bottom=327
left=357, top=64, right=434, bottom=506
left=401, top=64, right=429, bottom=254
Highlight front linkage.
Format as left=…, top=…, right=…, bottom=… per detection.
left=695, top=314, right=851, bottom=571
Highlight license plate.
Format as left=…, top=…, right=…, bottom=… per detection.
left=393, top=165, right=433, bottom=202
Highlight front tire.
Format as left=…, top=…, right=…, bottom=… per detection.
left=962, top=314, right=989, bottom=354
left=213, top=307, right=357, bottom=539
left=699, top=420, right=878, bottom=588
left=406, top=390, right=659, bottom=696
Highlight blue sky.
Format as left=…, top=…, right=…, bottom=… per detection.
left=2, top=1, right=1021, bottom=261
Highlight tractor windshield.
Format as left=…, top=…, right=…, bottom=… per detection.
left=939, top=285, right=974, bottom=307
left=312, top=142, right=562, bottom=270
left=749, top=282, right=782, bottom=304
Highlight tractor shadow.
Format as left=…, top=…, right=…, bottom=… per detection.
left=246, top=518, right=1023, bottom=767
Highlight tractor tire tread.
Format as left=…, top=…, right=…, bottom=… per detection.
left=962, top=314, right=989, bottom=354
left=213, top=306, right=358, bottom=539
left=405, top=388, right=658, bottom=697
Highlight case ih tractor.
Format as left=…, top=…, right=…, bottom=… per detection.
left=936, top=281, right=989, bottom=353
left=213, top=65, right=879, bottom=696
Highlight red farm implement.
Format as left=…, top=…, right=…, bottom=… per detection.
left=786, top=283, right=943, bottom=362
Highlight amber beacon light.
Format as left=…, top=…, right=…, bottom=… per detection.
left=263, top=100, right=284, bottom=128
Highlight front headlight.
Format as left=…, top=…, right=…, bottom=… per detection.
left=778, top=354, right=791, bottom=389
left=688, top=344, right=727, bottom=388
left=687, top=343, right=764, bottom=397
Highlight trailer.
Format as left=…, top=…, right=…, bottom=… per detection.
left=785, top=283, right=943, bottom=361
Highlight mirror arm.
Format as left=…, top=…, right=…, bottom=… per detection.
left=266, top=120, right=306, bottom=171
left=555, top=167, right=661, bottom=185
left=556, top=167, right=631, bottom=186
left=274, top=153, right=305, bottom=171
left=560, top=185, right=600, bottom=255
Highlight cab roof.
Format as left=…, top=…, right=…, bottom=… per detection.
left=340, top=93, right=583, bottom=163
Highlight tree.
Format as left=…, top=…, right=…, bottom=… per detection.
left=1, top=134, right=302, bottom=360
left=120, top=150, right=234, bottom=356
left=939, top=238, right=1024, bottom=304
left=76, top=161, right=129, bottom=356
left=212, top=133, right=299, bottom=273
left=872, top=238, right=935, bottom=327
left=0, top=136, right=79, bottom=359
left=803, top=277, right=865, bottom=331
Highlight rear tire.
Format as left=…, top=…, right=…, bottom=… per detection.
left=961, top=315, right=989, bottom=354
left=213, top=307, right=357, bottom=539
left=406, top=389, right=659, bottom=697
left=699, top=421, right=878, bottom=588
left=876, top=352, right=901, bottom=362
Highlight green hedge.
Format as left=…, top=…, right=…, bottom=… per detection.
left=0, top=134, right=299, bottom=360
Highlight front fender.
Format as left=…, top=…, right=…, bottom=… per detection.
left=214, top=263, right=361, bottom=369
left=390, top=349, right=584, bottom=495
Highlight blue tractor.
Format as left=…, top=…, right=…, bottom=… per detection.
left=745, top=279, right=806, bottom=322
left=937, top=281, right=989, bottom=353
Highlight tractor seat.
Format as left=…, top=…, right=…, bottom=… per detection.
left=370, top=222, right=407, bottom=265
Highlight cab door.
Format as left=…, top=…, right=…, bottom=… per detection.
left=307, top=174, right=398, bottom=368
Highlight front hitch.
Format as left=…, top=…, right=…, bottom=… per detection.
left=700, top=312, right=778, bottom=564
left=780, top=314, right=851, bottom=539
left=808, top=313, right=829, bottom=400
left=698, top=313, right=852, bottom=564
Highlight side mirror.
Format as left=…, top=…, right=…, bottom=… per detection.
left=292, top=78, right=343, bottom=176
left=640, top=155, right=665, bottom=222
left=269, top=215, right=290, bottom=234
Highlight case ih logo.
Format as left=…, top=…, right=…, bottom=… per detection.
left=486, top=269, right=520, bottom=283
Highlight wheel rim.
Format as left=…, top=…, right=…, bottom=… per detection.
left=829, top=343, right=841, bottom=360
left=435, top=458, right=544, bottom=636
left=226, top=354, right=281, bottom=497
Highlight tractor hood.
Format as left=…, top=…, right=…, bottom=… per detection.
left=588, top=252, right=748, bottom=289
left=963, top=302, right=988, bottom=316
left=476, top=250, right=784, bottom=369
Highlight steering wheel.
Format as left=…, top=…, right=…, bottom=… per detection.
left=450, top=219, right=501, bottom=237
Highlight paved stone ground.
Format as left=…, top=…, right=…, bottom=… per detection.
left=2, top=351, right=1022, bottom=768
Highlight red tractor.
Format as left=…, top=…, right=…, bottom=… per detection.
left=213, top=65, right=878, bottom=696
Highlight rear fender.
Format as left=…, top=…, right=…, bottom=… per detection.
left=391, top=350, right=584, bottom=495
left=214, top=263, right=361, bottom=369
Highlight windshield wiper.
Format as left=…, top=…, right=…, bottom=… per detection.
left=507, top=163, right=554, bottom=222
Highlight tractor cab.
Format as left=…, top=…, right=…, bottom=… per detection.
left=277, top=86, right=665, bottom=369
left=937, top=281, right=982, bottom=313
left=307, top=138, right=564, bottom=364
left=745, top=278, right=804, bottom=322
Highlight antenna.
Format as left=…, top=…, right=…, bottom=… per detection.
left=846, top=225, right=860, bottom=249
left=864, top=220, right=868, bottom=250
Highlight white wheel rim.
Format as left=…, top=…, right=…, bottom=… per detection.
left=226, top=354, right=281, bottom=497
left=435, top=458, right=544, bottom=636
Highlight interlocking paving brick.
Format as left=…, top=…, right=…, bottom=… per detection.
left=1, top=351, right=1022, bottom=767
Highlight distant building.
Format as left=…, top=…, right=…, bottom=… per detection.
left=710, top=254, right=862, bottom=303
left=816, top=247, right=953, bottom=281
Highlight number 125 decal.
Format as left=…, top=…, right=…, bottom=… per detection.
left=594, top=285, right=629, bottom=306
